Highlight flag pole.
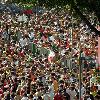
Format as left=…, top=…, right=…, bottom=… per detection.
left=79, top=36, right=82, bottom=100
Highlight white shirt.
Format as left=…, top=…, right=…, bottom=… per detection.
left=21, top=97, right=28, bottom=100
left=66, top=88, right=71, bottom=95
left=82, top=87, right=86, bottom=94
left=61, top=49, right=66, bottom=56
left=87, top=97, right=92, bottom=100
left=81, top=87, right=86, bottom=98
left=33, top=96, right=38, bottom=100
left=19, top=38, right=24, bottom=47
left=43, top=93, right=50, bottom=100
left=69, top=90, right=77, bottom=100
left=29, top=32, right=34, bottom=40
left=49, top=36, right=55, bottom=42
left=24, top=38, right=29, bottom=46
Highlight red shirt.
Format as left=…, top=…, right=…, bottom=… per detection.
left=0, top=88, right=4, bottom=98
left=18, top=50, right=25, bottom=57
left=54, top=93, right=63, bottom=100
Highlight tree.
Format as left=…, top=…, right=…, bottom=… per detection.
left=37, top=0, right=100, bottom=35
left=6, top=0, right=37, bottom=4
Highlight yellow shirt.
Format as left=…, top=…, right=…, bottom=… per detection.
left=53, top=80, right=58, bottom=93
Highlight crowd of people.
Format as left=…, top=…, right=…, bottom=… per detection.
left=0, top=6, right=100, bottom=100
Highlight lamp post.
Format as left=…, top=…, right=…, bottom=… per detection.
left=79, top=38, right=84, bottom=100
left=69, top=11, right=74, bottom=72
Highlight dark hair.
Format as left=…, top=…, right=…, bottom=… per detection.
left=38, top=96, right=42, bottom=100
left=24, top=93, right=27, bottom=97
left=97, top=90, right=100, bottom=95
left=71, top=86, right=75, bottom=91
left=29, top=94, right=33, bottom=98
left=86, top=90, right=90, bottom=94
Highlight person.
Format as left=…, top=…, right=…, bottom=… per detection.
left=48, top=81, right=54, bottom=100
left=54, top=90, right=64, bottom=100
left=78, top=84, right=86, bottom=99
left=14, top=91, right=22, bottom=100
left=83, top=90, right=94, bottom=100
left=95, top=90, right=100, bottom=100
left=29, top=94, right=33, bottom=100
left=0, top=5, right=99, bottom=100
left=21, top=93, right=28, bottom=100
left=37, top=96, right=43, bottom=100
left=52, top=77, right=58, bottom=94
left=63, top=88, right=70, bottom=100
left=10, top=93, right=15, bottom=100
left=69, top=85, right=77, bottom=100
left=5, top=92, right=10, bottom=100
left=43, top=90, right=50, bottom=100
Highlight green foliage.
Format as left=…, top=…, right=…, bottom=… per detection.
left=11, top=0, right=38, bottom=4
left=10, top=0, right=100, bottom=14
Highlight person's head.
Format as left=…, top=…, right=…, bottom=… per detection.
left=86, top=90, right=90, bottom=95
left=70, top=83, right=75, bottom=91
left=70, top=86, right=75, bottom=91
left=11, top=92, right=15, bottom=98
left=17, top=91, right=20, bottom=95
left=29, top=94, right=33, bottom=99
left=38, top=96, right=42, bottom=100
left=24, top=93, right=27, bottom=97
left=58, top=89, right=63, bottom=95
left=49, top=80, right=53, bottom=85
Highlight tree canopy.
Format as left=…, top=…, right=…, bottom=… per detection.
left=7, top=0, right=100, bottom=35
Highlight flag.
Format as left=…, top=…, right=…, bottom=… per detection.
left=23, top=9, right=33, bottom=15
left=48, top=50, right=55, bottom=62
left=32, top=43, right=36, bottom=55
